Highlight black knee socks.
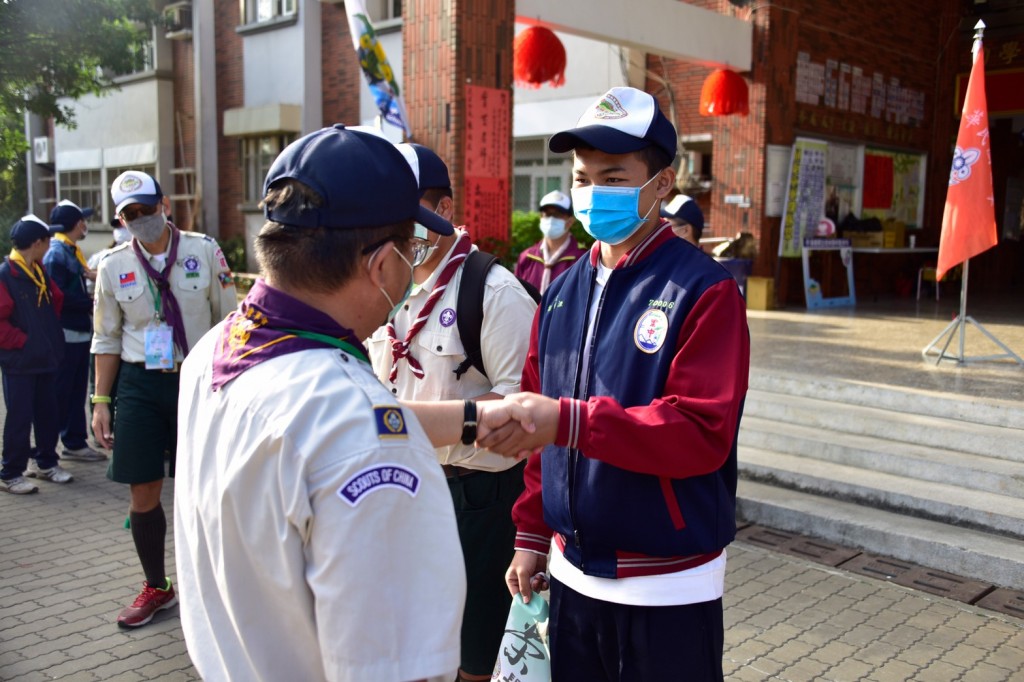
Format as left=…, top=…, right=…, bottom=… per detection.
left=130, top=504, right=167, bottom=588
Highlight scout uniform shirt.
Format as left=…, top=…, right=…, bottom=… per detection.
left=92, top=230, right=236, bottom=363
left=366, top=241, right=537, bottom=472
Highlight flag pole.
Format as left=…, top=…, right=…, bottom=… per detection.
left=921, top=20, right=1023, bottom=367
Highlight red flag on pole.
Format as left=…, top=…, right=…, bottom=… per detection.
left=936, top=32, right=998, bottom=281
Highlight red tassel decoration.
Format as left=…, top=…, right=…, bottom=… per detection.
left=699, top=69, right=749, bottom=116
left=514, top=26, right=567, bottom=89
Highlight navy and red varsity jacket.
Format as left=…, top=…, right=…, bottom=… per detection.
left=0, top=257, right=65, bottom=374
left=512, top=222, right=750, bottom=579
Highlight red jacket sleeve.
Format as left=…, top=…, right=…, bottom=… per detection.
left=50, top=279, right=64, bottom=318
left=555, top=279, right=749, bottom=479
left=511, top=307, right=553, bottom=554
left=0, top=281, right=28, bottom=350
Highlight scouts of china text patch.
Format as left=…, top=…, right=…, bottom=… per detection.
left=373, top=406, right=408, bottom=439
left=338, top=464, right=420, bottom=506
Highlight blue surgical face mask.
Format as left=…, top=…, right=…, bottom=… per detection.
left=571, top=174, right=660, bottom=245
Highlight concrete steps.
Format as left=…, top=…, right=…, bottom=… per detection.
left=736, top=372, right=1024, bottom=590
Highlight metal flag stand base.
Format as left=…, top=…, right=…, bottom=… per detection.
left=922, top=260, right=1024, bottom=366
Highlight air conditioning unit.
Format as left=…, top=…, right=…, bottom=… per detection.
left=33, top=136, right=53, bottom=165
left=164, top=1, right=193, bottom=40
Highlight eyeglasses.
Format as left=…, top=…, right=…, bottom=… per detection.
left=119, top=203, right=160, bottom=222
left=410, top=239, right=433, bottom=267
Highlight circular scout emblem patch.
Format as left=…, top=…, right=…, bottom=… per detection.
left=634, top=309, right=669, bottom=354
left=183, top=256, right=200, bottom=272
left=439, top=308, right=456, bottom=327
left=383, top=408, right=405, bottom=434
left=119, top=175, right=143, bottom=193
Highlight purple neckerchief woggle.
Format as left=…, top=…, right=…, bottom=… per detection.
left=210, top=279, right=369, bottom=391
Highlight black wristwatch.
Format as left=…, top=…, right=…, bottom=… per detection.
left=461, top=400, right=478, bottom=445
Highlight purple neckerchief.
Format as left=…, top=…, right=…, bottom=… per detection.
left=132, top=223, right=189, bottom=355
left=210, top=279, right=369, bottom=391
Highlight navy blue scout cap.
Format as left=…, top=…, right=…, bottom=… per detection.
left=263, top=124, right=454, bottom=236
left=549, top=87, right=678, bottom=162
left=10, top=215, right=52, bottom=249
left=49, top=200, right=94, bottom=232
left=661, top=194, right=705, bottom=234
left=395, top=143, right=451, bottom=193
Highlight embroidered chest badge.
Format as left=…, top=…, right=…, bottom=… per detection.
left=338, top=464, right=420, bottom=507
left=183, top=256, right=201, bottom=278
left=118, top=272, right=137, bottom=288
left=634, top=309, right=669, bottom=354
left=439, top=308, right=456, bottom=327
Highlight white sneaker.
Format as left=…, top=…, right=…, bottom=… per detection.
left=26, top=461, right=74, bottom=484
left=0, top=476, right=39, bottom=494
left=61, top=446, right=107, bottom=462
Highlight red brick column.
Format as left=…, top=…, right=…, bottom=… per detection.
left=403, top=0, right=515, bottom=231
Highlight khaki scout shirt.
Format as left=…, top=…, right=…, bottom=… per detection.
left=92, top=229, right=236, bottom=363
left=366, top=239, right=537, bottom=472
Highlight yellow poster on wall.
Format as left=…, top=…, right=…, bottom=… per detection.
left=779, top=138, right=829, bottom=258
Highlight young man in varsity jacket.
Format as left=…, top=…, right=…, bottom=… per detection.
left=482, top=87, right=750, bottom=681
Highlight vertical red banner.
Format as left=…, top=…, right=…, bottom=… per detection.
left=463, top=85, right=511, bottom=244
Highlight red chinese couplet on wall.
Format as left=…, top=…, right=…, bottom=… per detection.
left=463, top=84, right=511, bottom=244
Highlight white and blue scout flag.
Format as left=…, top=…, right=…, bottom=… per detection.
left=345, top=0, right=412, bottom=137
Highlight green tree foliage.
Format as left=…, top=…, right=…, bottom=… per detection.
left=0, top=0, right=155, bottom=167
left=479, top=210, right=593, bottom=269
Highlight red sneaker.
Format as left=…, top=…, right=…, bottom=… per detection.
left=117, top=580, right=178, bottom=628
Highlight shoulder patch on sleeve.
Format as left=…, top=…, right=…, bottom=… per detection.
left=373, top=405, right=409, bottom=438
left=338, top=463, right=421, bottom=506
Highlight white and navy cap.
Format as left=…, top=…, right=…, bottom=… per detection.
left=264, top=124, right=454, bottom=236
left=549, top=87, right=677, bottom=161
left=395, top=143, right=452, bottom=194
left=661, top=194, right=704, bottom=233
left=539, top=190, right=571, bottom=212
left=49, top=200, right=94, bottom=232
left=111, top=171, right=163, bottom=215
left=10, top=215, right=52, bottom=249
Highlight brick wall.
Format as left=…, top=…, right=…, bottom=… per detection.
left=320, top=3, right=362, bottom=127
left=404, top=0, right=514, bottom=234
left=214, top=0, right=244, bottom=241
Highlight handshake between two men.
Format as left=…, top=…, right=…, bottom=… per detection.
left=472, top=392, right=560, bottom=459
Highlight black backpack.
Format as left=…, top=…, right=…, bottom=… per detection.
left=454, top=250, right=541, bottom=380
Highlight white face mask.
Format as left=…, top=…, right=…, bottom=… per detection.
left=539, top=216, right=568, bottom=240
left=376, top=245, right=415, bottom=323
left=126, top=212, right=167, bottom=244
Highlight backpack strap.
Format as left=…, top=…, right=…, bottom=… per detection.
left=454, top=250, right=498, bottom=380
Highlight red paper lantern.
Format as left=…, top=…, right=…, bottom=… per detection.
left=699, top=69, right=749, bottom=116
left=513, top=26, right=566, bottom=89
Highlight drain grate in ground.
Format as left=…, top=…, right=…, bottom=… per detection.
left=736, top=525, right=860, bottom=567
left=735, top=523, right=1023, bottom=620
left=975, top=588, right=1024, bottom=620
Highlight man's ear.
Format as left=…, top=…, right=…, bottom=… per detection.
left=364, top=240, right=395, bottom=289
left=436, top=195, right=455, bottom=222
left=655, top=167, right=677, bottom=199
left=161, top=196, right=172, bottom=215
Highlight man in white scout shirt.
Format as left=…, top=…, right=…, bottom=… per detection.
left=175, top=125, right=535, bottom=682
left=91, top=170, right=236, bottom=628
left=366, top=143, right=537, bottom=682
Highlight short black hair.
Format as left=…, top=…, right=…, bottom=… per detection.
left=256, top=179, right=412, bottom=293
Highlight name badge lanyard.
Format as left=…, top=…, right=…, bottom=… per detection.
left=143, top=274, right=175, bottom=370
left=278, top=328, right=370, bottom=365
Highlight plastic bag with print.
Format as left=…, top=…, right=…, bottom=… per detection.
left=491, top=592, right=550, bottom=682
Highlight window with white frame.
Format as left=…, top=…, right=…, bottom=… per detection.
left=106, top=165, right=157, bottom=220
left=364, top=0, right=403, bottom=22
left=241, top=135, right=295, bottom=205
left=241, top=0, right=297, bottom=25
left=57, top=170, right=103, bottom=222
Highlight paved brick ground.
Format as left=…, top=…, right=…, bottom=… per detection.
left=3, top=295, right=1023, bottom=680
left=1, top=460, right=1021, bottom=681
